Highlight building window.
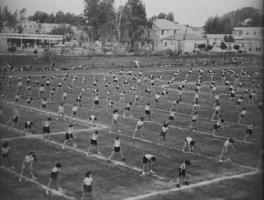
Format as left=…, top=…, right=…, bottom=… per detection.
left=249, top=48, right=251, bottom=51
left=254, top=32, right=256, bottom=35
left=246, top=32, right=249, bottom=35
left=174, top=30, right=176, bottom=34
left=256, top=47, right=258, bottom=51
left=164, top=42, right=167, bottom=47
left=239, top=30, right=243, bottom=35
left=161, top=30, right=164, bottom=35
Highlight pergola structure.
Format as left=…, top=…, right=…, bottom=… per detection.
left=0, top=33, right=63, bottom=48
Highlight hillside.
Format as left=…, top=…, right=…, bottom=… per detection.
left=221, top=7, right=263, bottom=27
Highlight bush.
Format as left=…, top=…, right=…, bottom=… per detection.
left=8, top=46, right=16, bottom=52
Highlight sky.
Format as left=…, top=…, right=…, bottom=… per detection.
left=1, top=0, right=262, bottom=26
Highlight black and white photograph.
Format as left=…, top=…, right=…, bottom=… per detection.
left=0, top=0, right=263, bottom=199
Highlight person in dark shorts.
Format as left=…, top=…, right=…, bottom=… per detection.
left=81, top=171, right=93, bottom=200
left=141, top=154, right=156, bottom=176
left=1, top=142, right=14, bottom=169
left=46, top=163, right=63, bottom=195
left=62, top=124, right=77, bottom=149
left=176, top=160, right=191, bottom=188
left=107, top=137, right=125, bottom=162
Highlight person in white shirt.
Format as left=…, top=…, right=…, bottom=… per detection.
left=159, top=122, right=169, bottom=145
left=219, top=138, right=235, bottom=162
left=89, top=115, right=97, bottom=127
left=212, top=118, right=224, bottom=136
left=57, top=102, right=65, bottom=120
left=144, top=103, right=151, bottom=121
left=109, top=109, right=121, bottom=134
left=43, top=117, right=52, bottom=139
left=237, top=108, right=247, bottom=124
left=154, top=93, right=161, bottom=108
left=71, top=104, right=79, bottom=119
left=1, top=142, right=14, bottom=169
left=141, top=154, right=156, bottom=176
left=133, top=117, right=145, bottom=138
left=182, top=137, right=195, bottom=152
left=176, top=160, right=191, bottom=188
left=81, top=171, right=93, bottom=200
left=123, top=102, right=133, bottom=118
left=107, top=137, right=125, bottom=162
left=46, top=163, right=63, bottom=195
left=62, top=124, right=77, bottom=149
left=211, top=103, right=221, bottom=121
left=19, top=152, right=37, bottom=182
left=87, top=131, right=101, bottom=155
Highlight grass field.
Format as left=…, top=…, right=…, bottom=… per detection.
left=0, top=60, right=263, bottom=200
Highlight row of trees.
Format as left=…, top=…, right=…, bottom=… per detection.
left=28, top=11, right=83, bottom=27
left=83, top=0, right=148, bottom=48
left=204, top=7, right=263, bottom=34
left=0, top=6, right=26, bottom=32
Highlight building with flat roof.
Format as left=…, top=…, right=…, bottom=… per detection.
left=0, top=33, right=63, bottom=50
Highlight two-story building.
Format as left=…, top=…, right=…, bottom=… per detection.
left=150, top=19, right=179, bottom=50
left=232, top=27, right=263, bottom=54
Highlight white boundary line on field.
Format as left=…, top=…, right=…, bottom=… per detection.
left=123, top=170, right=260, bottom=200
left=0, top=166, right=76, bottom=200
left=0, top=123, right=99, bottom=141
left=1, top=100, right=108, bottom=129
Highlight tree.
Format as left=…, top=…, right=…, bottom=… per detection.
left=18, top=8, right=26, bottom=22
left=49, top=25, right=74, bottom=41
left=166, top=12, right=174, bottom=22
left=157, top=12, right=166, bottom=19
left=28, top=11, right=48, bottom=23
left=120, top=0, right=147, bottom=49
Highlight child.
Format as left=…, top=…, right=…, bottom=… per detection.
left=211, top=103, right=221, bottom=121
left=212, top=118, right=224, bottom=136
left=219, top=138, right=235, bottom=162
left=182, top=137, right=195, bottom=152
left=133, top=117, right=145, bottom=138
left=133, top=94, right=139, bottom=105
left=176, top=160, right=191, bottom=188
left=141, top=154, right=156, bottom=176
left=71, top=104, right=79, bottom=119
left=23, top=121, right=34, bottom=135
left=1, top=142, right=14, bottom=169
left=109, top=109, right=120, bottom=134
left=144, top=103, right=151, bottom=121
left=119, top=91, right=126, bottom=104
left=57, top=102, right=65, bottom=120
left=236, top=96, right=243, bottom=111
left=46, top=163, right=63, bottom=195
left=81, top=171, right=93, bottom=200
left=62, top=124, right=77, bottom=149
left=243, top=124, right=254, bottom=142
left=168, top=109, right=175, bottom=122
left=106, top=90, right=111, bottom=101
left=89, top=115, right=97, bottom=127
left=91, top=94, right=99, bottom=111
left=9, top=109, right=19, bottom=127
left=237, top=108, right=247, bottom=124
left=87, top=131, right=101, bottom=155
left=107, top=137, right=125, bottom=162
left=190, top=111, right=198, bottom=129
left=19, top=152, right=37, bottom=182
left=170, top=99, right=180, bottom=111
left=41, top=98, right=48, bottom=111
left=154, top=93, right=161, bottom=108
left=159, top=122, right=169, bottom=145
left=43, top=117, right=52, bottom=139
left=123, top=102, right=133, bottom=118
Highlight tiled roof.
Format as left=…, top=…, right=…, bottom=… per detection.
left=153, top=19, right=179, bottom=30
